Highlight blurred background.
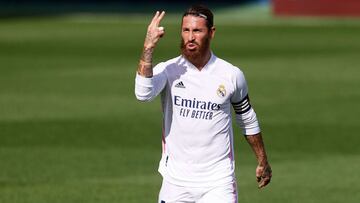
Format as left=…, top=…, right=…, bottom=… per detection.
left=0, top=0, right=359, bottom=203
left=1, top=0, right=266, bottom=17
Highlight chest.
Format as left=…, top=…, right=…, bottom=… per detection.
left=168, top=72, right=234, bottom=108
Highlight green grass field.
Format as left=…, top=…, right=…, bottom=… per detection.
left=1, top=6, right=360, bottom=203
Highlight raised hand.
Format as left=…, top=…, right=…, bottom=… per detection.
left=144, top=11, right=166, bottom=49
left=137, top=11, right=165, bottom=77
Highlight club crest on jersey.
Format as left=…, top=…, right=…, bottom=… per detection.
left=216, top=85, right=226, bottom=98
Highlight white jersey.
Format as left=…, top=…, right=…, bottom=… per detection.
left=135, top=53, right=260, bottom=187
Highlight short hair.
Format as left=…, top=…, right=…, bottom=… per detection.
left=182, top=4, right=214, bottom=30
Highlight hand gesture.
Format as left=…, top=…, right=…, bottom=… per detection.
left=144, top=11, right=166, bottom=49
left=256, top=162, right=272, bottom=189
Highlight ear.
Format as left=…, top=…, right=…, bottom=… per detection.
left=210, top=26, right=216, bottom=39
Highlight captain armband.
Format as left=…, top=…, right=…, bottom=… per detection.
left=231, top=94, right=252, bottom=114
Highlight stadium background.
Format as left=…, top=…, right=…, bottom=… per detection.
left=0, top=0, right=359, bottom=202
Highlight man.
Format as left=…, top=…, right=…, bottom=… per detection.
left=135, top=5, right=272, bottom=203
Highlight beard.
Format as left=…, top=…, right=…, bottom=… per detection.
left=180, top=36, right=210, bottom=63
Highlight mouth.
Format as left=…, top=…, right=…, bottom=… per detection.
left=186, top=42, right=198, bottom=50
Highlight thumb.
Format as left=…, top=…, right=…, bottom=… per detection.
left=158, top=26, right=165, bottom=38
left=256, top=166, right=263, bottom=182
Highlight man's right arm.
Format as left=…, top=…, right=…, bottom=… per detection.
left=137, top=11, right=165, bottom=78
left=135, top=11, right=166, bottom=101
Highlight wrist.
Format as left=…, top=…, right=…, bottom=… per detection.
left=139, top=59, right=151, bottom=65
left=144, top=43, right=155, bottom=50
left=257, top=157, right=268, bottom=166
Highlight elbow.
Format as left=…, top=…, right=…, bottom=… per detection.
left=134, top=85, right=154, bottom=102
left=235, top=108, right=261, bottom=135
left=135, top=92, right=154, bottom=102
left=135, top=96, right=152, bottom=102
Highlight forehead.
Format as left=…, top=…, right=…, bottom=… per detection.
left=181, top=15, right=207, bottom=29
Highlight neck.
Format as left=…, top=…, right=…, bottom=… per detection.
left=185, top=50, right=212, bottom=71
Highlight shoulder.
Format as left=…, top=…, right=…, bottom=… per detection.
left=155, top=55, right=182, bottom=68
left=213, top=55, right=245, bottom=81
left=213, top=57, right=249, bottom=102
left=153, top=55, right=183, bottom=75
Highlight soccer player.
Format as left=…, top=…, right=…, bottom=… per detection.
left=135, top=5, right=272, bottom=203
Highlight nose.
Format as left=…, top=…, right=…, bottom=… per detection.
left=188, top=31, right=195, bottom=41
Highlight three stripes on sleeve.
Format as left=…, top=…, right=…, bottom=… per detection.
left=232, top=94, right=251, bottom=114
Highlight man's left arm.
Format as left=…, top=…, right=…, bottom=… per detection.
left=245, top=132, right=272, bottom=189
left=231, top=68, right=272, bottom=188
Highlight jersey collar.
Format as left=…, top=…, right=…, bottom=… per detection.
left=180, top=52, right=216, bottom=72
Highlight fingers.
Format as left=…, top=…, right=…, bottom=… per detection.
left=256, top=171, right=271, bottom=188
left=256, top=164, right=272, bottom=189
left=256, top=175, right=261, bottom=183
left=258, top=176, right=271, bottom=188
left=144, top=11, right=166, bottom=48
left=156, top=11, right=165, bottom=26
left=157, top=26, right=165, bottom=38
left=258, top=167, right=271, bottom=188
left=150, top=11, right=165, bottom=27
left=150, top=11, right=160, bottom=26
left=255, top=166, right=263, bottom=183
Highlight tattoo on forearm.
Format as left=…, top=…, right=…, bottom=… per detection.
left=137, top=46, right=154, bottom=77
left=141, top=46, right=153, bottom=63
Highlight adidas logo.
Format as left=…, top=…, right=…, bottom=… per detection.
left=175, top=81, right=186, bottom=88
